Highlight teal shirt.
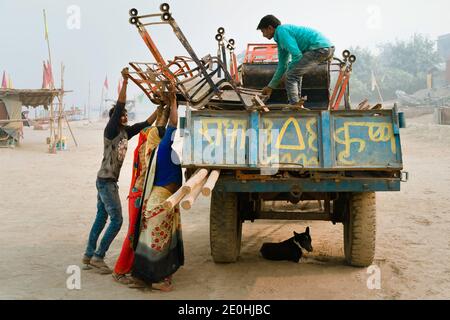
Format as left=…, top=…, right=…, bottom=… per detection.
left=268, top=24, right=333, bottom=88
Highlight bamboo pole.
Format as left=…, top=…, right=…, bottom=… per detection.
left=181, top=177, right=207, bottom=210
left=63, top=115, right=78, bottom=147
left=57, top=63, right=64, bottom=149
left=182, top=169, right=209, bottom=193
left=99, top=86, right=104, bottom=119
left=87, top=80, right=91, bottom=120
left=202, top=170, right=221, bottom=196
left=43, top=9, right=53, bottom=79
left=48, top=103, right=56, bottom=153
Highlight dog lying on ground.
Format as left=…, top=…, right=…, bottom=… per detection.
left=260, top=227, right=313, bottom=263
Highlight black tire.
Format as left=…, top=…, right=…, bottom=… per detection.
left=343, top=192, right=376, bottom=267
left=210, top=191, right=242, bottom=263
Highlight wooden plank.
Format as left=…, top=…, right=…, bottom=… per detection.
left=357, top=99, right=370, bottom=110
left=371, top=104, right=383, bottom=110
left=252, top=95, right=269, bottom=112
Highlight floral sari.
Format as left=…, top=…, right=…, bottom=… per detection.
left=113, top=127, right=160, bottom=275
left=131, top=145, right=184, bottom=284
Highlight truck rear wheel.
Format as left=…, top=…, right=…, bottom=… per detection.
left=210, top=191, right=242, bottom=263
left=343, top=192, right=376, bottom=267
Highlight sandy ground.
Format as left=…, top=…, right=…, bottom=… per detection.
left=1, top=112, right=449, bottom=300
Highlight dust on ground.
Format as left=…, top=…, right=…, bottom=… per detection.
left=0, top=112, right=449, bottom=299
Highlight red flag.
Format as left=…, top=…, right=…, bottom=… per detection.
left=47, top=60, right=54, bottom=88
left=103, top=76, right=109, bottom=90
left=1, top=71, right=7, bottom=89
left=42, top=62, right=49, bottom=89
left=117, top=78, right=122, bottom=95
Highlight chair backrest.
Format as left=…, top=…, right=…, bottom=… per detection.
left=244, top=44, right=278, bottom=63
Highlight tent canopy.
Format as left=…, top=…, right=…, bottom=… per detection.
left=0, top=89, right=63, bottom=142
left=0, top=89, right=62, bottom=108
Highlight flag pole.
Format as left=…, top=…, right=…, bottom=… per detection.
left=57, top=62, right=64, bottom=148
left=87, top=80, right=91, bottom=120
left=100, top=85, right=104, bottom=120
left=43, top=9, right=56, bottom=153
left=43, top=9, right=53, bottom=89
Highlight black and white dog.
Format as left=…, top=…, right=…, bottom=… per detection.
left=260, top=227, right=313, bottom=263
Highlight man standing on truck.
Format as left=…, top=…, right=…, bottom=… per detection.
left=257, top=15, right=334, bottom=107
left=82, top=67, right=163, bottom=273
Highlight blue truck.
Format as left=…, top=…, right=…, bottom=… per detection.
left=180, top=48, right=406, bottom=267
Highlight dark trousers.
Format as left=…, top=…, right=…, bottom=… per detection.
left=286, top=47, right=335, bottom=104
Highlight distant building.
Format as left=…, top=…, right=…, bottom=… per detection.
left=437, top=34, right=450, bottom=84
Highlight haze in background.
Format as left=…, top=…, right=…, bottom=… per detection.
left=1, top=0, right=449, bottom=112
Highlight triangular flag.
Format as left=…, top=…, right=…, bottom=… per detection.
left=1, top=71, right=7, bottom=89
left=42, top=61, right=48, bottom=89
left=104, top=76, right=109, bottom=90
left=117, top=78, right=122, bottom=95
left=47, top=60, right=54, bottom=88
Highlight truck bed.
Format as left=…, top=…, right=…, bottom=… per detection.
left=182, top=108, right=403, bottom=172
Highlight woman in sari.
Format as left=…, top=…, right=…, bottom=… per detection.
left=131, top=90, right=183, bottom=291
left=112, top=105, right=170, bottom=285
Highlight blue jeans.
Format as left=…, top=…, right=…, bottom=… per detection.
left=85, top=179, right=123, bottom=259
left=286, top=47, right=335, bottom=104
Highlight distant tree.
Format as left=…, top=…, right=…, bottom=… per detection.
left=378, top=34, right=442, bottom=76
left=378, top=68, right=418, bottom=99
left=347, top=47, right=378, bottom=103
left=349, top=46, right=378, bottom=85
left=347, top=34, right=442, bottom=103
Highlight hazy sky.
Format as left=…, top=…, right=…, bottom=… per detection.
left=1, top=0, right=449, bottom=109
